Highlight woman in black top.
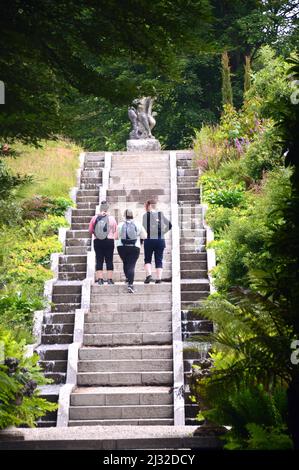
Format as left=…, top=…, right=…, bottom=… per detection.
left=142, top=199, right=172, bottom=284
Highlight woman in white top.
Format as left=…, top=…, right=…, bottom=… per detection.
left=116, top=209, right=147, bottom=293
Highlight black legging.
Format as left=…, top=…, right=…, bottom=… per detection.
left=94, top=238, right=114, bottom=270
left=117, top=246, right=140, bottom=285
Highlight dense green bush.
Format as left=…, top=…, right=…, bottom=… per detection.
left=0, top=292, right=44, bottom=343
left=190, top=287, right=294, bottom=449
left=21, top=195, right=73, bottom=219
left=240, top=123, right=284, bottom=181
left=0, top=326, right=57, bottom=429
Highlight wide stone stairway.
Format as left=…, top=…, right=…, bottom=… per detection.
left=68, top=152, right=175, bottom=425
left=33, top=150, right=213, bottom=430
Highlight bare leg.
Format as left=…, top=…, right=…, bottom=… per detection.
left=107, top=270, right=113, bottom=280
left=156, top=268, right=163, bottom=280
left=145, top=263, right=152, bottom=276
left=96, top=270, right=103, bottom=280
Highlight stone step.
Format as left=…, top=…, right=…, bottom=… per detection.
left=76, top=196, right=99, bottom=203
left=178, top=188, right=200, bottom=194
left=90, top=302, right=171, bottom=313
left=42, top=323, right=74, bottom=335
left=181, top=319, right=213, bottom=334
left=70, top=385, right=173, bottom=406
left=65, top=239, right=91, bottom=247
left=84, top=332, right=172, bottom=346
left=107, top=195, right=170, bottom=203
left=72, top=216, right=94, bottom=223
left=58, top=263, right=86, bottom=273
left=79, top=183, right=101, bottom=190
left=90, top=295, right=172, bottom=306
left=178, top=195, right=200, bottom=202
left=181, top=270, right=208, bottom=279
left=181, top=229, right=205, bottom=238
left=80, top=178, right=102, bottom=185
left=35, top=344, right=69, bottom=361
left=181, top=291, right=210, bottom=301
left=52, top=283, right=82, bottom=295
left=91, top=284, right=171, bottom=294
left=81, top=169, right=102, bottom=176
left=79, top=345, right=173, bottom=361
left=78, top=358, right=173, bottom=373
left=52, top=293, right=81, bottom=304
left=59, top=255, right=87, bottom=264
left=110, top=178, right=170, bottom=186
left=107, top=189, right=170, bottom=197
left=68, top=418, right=174, bottom=426
left=51, top=302, right=81, bottom=312
left=43, top=312, right=75, bottom=324
left=180, top=252, right=207, bottom=261
left=181, top=260, right=207, bottom=270
left=77, top=371, right=173, bottom=386
left=177, top=169, right=198, bottom=176
left=177, top=176, right=198, bottom=183
left=41, top=334, right=73, bottom=344
left=71, top=223, right=89, bottom=230
left=181, top=280, right=209, bottom=291
left=76, top=203, right=98, bottom=210
left=43, top=372, right=67, bottom=385
left=69, top=404, right=173, bottom=421
left=39, top=360, right=67, bottom=373
left=112, top=154, right=169, bottom=161
left=72, top=209, right=95, bottom=216
left=85, top=310, right=172, bottom=323
left=58, top=273, right=86, bottom=281
left=65, top=247, right=90, bottom=255
left=84, top=321, right=172, bottom=334
left=77, top=189, right=99, bottom=196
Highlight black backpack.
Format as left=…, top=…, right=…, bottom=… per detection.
left=121, top=221, right=138, bottom=245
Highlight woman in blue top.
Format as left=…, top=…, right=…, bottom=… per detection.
left=142, top=199, right=172, bottom=284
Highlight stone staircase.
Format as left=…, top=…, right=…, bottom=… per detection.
left=33, top=150, right=213, bottom=428
left=36, top=153, right=105, bottom=426
left=176, top=152, right=212, bottom=425
left=68, top=152, right=175, bottom=426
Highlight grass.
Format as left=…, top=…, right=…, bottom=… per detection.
left=6, top=139, right=82, bottom=199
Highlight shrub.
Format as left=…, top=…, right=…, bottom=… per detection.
left=0, top=291, right=44, bottom=343
left=240, top=123, right=284, bottom=181
left=21, top=195, right=72, bottom=219
left=200, top=172, right=246, bottom=209
left=0, top=326, right=57, bottom=429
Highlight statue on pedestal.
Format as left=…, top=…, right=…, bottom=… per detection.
left=127, top=97, right=161, bottom=151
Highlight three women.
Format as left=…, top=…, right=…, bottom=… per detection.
left=89, top=199, right=171, bottom=292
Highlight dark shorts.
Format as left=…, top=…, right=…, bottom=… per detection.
left=144, top=238, right=166, bottom=269
left=94, top=238, right=114, bottom=271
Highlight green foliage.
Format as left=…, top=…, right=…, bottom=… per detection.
left=240, top=122, right=284, bottom=181
left=200, top=172, right=246, bottom=209
left=190, top=287, right=294, bottom=449
left=244, top=56, right=251, bottom=94
left=0, top=0, right=213, bottom=144
left=0, top=326, right=57, bottom=429
left=0, top=292, right=43, bottom=343
left=221, top=52, right=233, bottom=107
left=21, top=196, right=73, bottom=220
left=0, top=159, right=32, bottom=200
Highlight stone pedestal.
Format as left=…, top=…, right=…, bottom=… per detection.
left=126, top=138, right=161, bottom=152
